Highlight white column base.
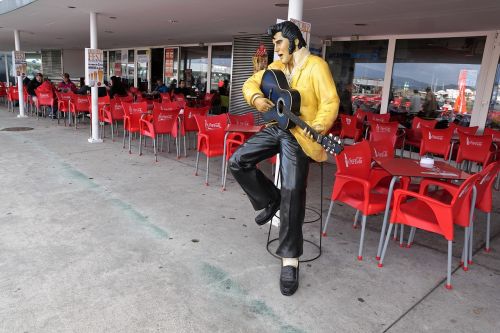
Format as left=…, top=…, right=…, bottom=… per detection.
left=88, top=137, right=103, bottom=143
left=16, top=115, right=28, bottom=118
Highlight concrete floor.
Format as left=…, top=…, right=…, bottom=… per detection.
left=0, top=107, right=499, bottom=333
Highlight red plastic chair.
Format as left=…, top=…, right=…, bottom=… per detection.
left=176, top=106, right=210, bottom=157
left=366, top=113, right=390, bottom=123
left=419, top=127, right=453, bottom=160
left=101, top=100, right=125, bottom=140
left=354, top=109, right=368, bottom=124
left=369, top=134, right=397, bottom=159
left=7, top=86, right=19, bottom=113
left=340, top=114, right=363, bottom=143
left=56, top=91, right=75, bottom=126
left=68, top=95, right=90, bottom=129
left=378, top=173, right=481, bottom=290
left=483, top=128, right=500, bottom=165
left=87, top=95, right=111, bottom=137
left=456, top=133, right=493, bottom=171
left=152, top=103, right=180, bottom=154
left=322, top=141, right=408, bottom=260
left=35, top=90, right=55, bottom=119
left=405, top=117, right=437, bottom=158
left=367, top=121, right=399, bottom=142
left=203, top=92, right=216, bottom=108
left=193, top=114, right=228, bottom=185
left=139, top=114, right=158, bottom=161
left=114, top=95, right=134, bottom=103
left=122, top=101, right=148, bottom=153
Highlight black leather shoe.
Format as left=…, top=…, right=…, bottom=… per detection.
left=255, top=198, right=280, bottom=226
left=280, top=264, right=299, bottom=296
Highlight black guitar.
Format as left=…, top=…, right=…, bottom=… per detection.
left=260, top=69, right=343, bottom=156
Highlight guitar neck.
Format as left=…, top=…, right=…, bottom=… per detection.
left=285, top=111, right=323, bottom=143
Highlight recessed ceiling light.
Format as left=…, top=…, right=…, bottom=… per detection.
left=274, top=3, right=288, bottom=7
left=109, top=16, right=117, bottom=19
left=168, top=19, right=178, bottom=24
left=67, top=6, right=76, bottom=9
left=354, top=23, right=367, bottom=26
left=104, top=30, right=114, bottom=34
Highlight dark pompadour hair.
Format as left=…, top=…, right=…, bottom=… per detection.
left=267, top=21, right=307, bottom=54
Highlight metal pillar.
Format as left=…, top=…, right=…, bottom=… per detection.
left=88, top=11, right=102, bottom=143
left=14, top=30, right=27, bottom=118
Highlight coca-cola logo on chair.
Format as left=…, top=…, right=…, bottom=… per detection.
left=344, top=154, right=363, bottom=167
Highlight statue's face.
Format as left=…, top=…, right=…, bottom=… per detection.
left=273, top=32, right=293, bottom=64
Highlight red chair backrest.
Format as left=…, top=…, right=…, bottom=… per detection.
left=160, top=93, right=171, bottom=103
left=109, top=100, right=125, bottom=120
left=194, top=114, right=228, bottom=145
left=153, top=101, right=181, bottom=114
left=335, top=140, right=372, bottom=180
left=367, top=113, right=390, bottom=123
left=368, top=121, right=398, bottom=142
left=183, top=106, right=210, bottom=132
left=456, top=133, right=492, bottom=165
left=122, top=102, right=148, bottom=130
left=420, top=127, right=453, bottom=158
left=340, top=114, right=361, bottom=140
left=228, top=113, right=254, bottom=126
left=114, top=95, right=134, bottom=103
left=203, top=93, right=216, bottom=106
left=173, top=94, right=186, bottom=102
left=475, top=161, right=500, bottom=213
left=451, top=173, right=481, bottom=228
left=354, top=109, right=367, bottom=124
left=71, top=95, right=90, bottom=112
left=483, top=127, right=500, bottom=143
left=153, top=107, right=178, bottom=135
left=412, top=117, right=437, bottom=131
left=369, top=139, right=395, bottom=159
left=35, top=90, right=54, bottom=106
left=448, top=123, right=478, bottom=136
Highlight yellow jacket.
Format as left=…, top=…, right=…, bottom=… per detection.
left=243, top=55, right=339, bottom=162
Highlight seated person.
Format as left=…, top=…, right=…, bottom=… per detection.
left=109, top=76, right=128, bottom=98
left=174, top=79, right=190, bottom=97
left=27, top=73, right=43, bottom=98
left=152, top=79, right=168, bottom=94
left=76, top=77, right=107, bottom=97
left=58, top=73, right=77, bottom=93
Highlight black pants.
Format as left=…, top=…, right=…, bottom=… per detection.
left=229, top=126, right=309, bottom=258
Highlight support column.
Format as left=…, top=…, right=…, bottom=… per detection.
left=88, top=11, right=102, bottom=143
left=14, top=30, right=27, bottom=118
left=380, top=37, right=396, bottom=114
left=4, top=53, right=9, bottom=86
left=288, top=0, right=303, bottom=20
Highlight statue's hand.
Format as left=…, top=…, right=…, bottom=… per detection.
left=254, top=97, right=275, bottom=113
left=303, top=124, right=325, bottom=141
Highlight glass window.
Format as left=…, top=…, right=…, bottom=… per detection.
left=0, top=53, right=7, bottom=83
left=486, top=59, right=500, bottom=129
left=391, top=37, right=486, bottom=122
left=326, top=40, right=388, bottom=115
left=136, top=49, right=149, bottom=91
left=180, top=46, right=208, bottom=93
left=103, top=51, right=108, bottom=83
left=210, top=45, right=232, bottom=94
left=25, top=52, right=41, bottom=79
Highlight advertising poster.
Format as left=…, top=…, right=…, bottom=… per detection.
left=85, top=48, right=104, bottom=87
left=12, top=51, right=27, bottom=76
left=164, top=48, right=175, bottom=77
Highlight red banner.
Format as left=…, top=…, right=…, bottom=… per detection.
left=164, top=48, right=175, bottom=77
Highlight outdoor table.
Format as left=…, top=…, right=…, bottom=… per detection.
left=373, top=157, right=470, bottom=260
left=221, top=123, right=263, bottom=184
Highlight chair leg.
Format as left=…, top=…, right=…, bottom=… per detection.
left=353, top=210, right=359, bottom=229
left=195, top=151, right=200, bottom=175
left=183, top=135, right=187, bottom=157
left=167, top=135, right=171, bottom=153
left=399, top=224, right=405, bottom=247
left=461, top=227, right=469, bottom=271
left=139, top=134, right=143, bottom=156
left=485, top=212, right=491, bottom=252
left=153, top=138, right=158, bottom=162
left=446, top=240, right=453, bottom=290
left=321, top=201, right=335, bottom=237
left=123, top=129, right=127, bottom=148
left=205, top=156, right=210, bottom=185
left=110, top=123, right=114, bottom=141
left=357, top=215, right=367, bottom=261
left=129, top=130, right=132, bottom=154
left=468, top=220, right=474, bottom=265
left=393, top=222, right=398, bottom=240
left=222, top=159, right=229, bottom=191
left=378, top=223, right=394, bottom=267
left=407, top=227, right=416, bottom=248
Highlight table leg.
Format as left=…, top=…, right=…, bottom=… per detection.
left=221, top=132, right=230, bottom=186
left=376, top=175, right=398, bottom=260
left=449, top=141, right=455, bottom=163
